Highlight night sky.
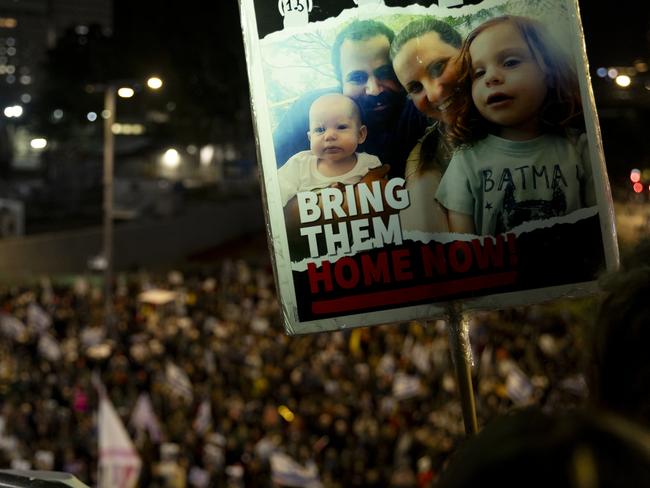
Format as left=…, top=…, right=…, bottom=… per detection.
left=110, top=0, right=650, bottom=183
left=112, top=1, right=650, bottom=77
left=579, top=1, right=650, bottom=66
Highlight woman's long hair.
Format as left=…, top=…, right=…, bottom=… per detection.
left=447, top=15, right=584, bottom=147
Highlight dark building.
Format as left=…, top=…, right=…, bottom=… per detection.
left=0, top=0, right=112, bottom=108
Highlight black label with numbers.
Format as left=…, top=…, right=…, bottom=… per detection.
left=252, top=0, right=487, bottom=38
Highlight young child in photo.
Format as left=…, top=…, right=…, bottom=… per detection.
left=278, top=93, right=382, bottom=207
left=436, top=15, right=596, bottom=235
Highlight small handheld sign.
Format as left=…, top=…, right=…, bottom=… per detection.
left=239, top=0, right=618, bottom=436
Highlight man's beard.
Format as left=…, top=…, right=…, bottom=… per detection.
left=357, top=90, right=404, bottom=129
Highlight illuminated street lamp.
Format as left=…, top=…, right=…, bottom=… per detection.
left=3, top=105, right=23, bottom=118
left=117, top=87, right=135, bottom=98
left=147, top=77, right=163, bottom=90
left=615, top=74, right=631, bottom=88
left=30, top=138, right=47, bottom=150
left=102, top=77, right=163, bottom=322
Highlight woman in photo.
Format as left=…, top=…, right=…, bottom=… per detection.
left=390, top=17, right=464, bottom=234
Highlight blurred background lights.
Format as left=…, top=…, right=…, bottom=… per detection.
left=30, top=138, right=47, bottom=150
left=4, top=105, right=22, bottom=118
left=615, top=75, right=631, bottom=88
left=596, top=67, right=607, bottom=78
left=86, top=112, right=97, bottom=122
left=607, top=68, right=618, bottom=79
left=0, top=17, right=17, bottom=28
left=162, top=148, right=181, bottom=168
left=101, top=109, right=111, bottom=119
left=200, top=145, right=214, bottom=166
left=117, top=87, right=134, bottom=98
left=147, top=77, right=163, bottom=90
left=20, top=93, right=30, bottom=103
left=634, top=59, right=648, bottom=72
left=112, top=123, right=145, bottom=135
left=52, top=109, right=63, bottom=120
left=630, top=169, right=641, bottom=183
left=278, top=405, right=295, bottom=422
left=633, top=182, right=643, bottom=193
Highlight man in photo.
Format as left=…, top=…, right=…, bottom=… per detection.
left=273, top=19, right=428, bottom=178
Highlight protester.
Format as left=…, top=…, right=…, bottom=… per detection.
left=587, top=237, right=650, bottom=426
left=436, top=407, right=650, bottom=488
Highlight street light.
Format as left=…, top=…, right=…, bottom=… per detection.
left=102, top=77, right=163, bottom=323
left=117, top=87, right=135, bottom=98
left=147, top=77, right=163, bottom=90
left=615, top=74, right=632, bottom=88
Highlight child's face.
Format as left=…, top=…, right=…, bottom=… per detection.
left=469, top=22, right=548, bottom=138
left=308, top=97, right=367, bottom=163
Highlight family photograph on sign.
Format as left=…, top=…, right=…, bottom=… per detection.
left=241, top=0, right=618, bottom=334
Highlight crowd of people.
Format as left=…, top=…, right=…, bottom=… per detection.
left=0, top=249, right=616, bottom=487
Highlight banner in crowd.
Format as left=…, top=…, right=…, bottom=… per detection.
left=239, top=0, right=618, bottom=334
left=98, top=393, right=141, bottom=488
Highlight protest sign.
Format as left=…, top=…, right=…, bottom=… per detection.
left=239, top=0, right=618, bottom=335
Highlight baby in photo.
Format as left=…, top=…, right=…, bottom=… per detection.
left=278, top=93, right=382, bottom=207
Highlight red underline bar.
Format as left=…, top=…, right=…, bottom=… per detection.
left=311, top=271, right=518, bottom=315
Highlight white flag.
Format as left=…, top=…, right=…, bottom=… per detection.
left=27, top=303, right=51, bottom=333
left=193, top=399, right=213, bottom=435
left=130, top=393, right=162, bottom=443
left=166, top=362, right=193, bottom=403
left=188, top=466, right=211, bottom=487
left=506, top=365, right=534, bottom=406
left=0, top=314, right=26, bottom=340
left=98, top=393, right=142, bottom=488
left=392, top=373, right=421, bottom=400
left=38, top=333, right=62, bottom=362
left=270, top=452, right=322, bottom=488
